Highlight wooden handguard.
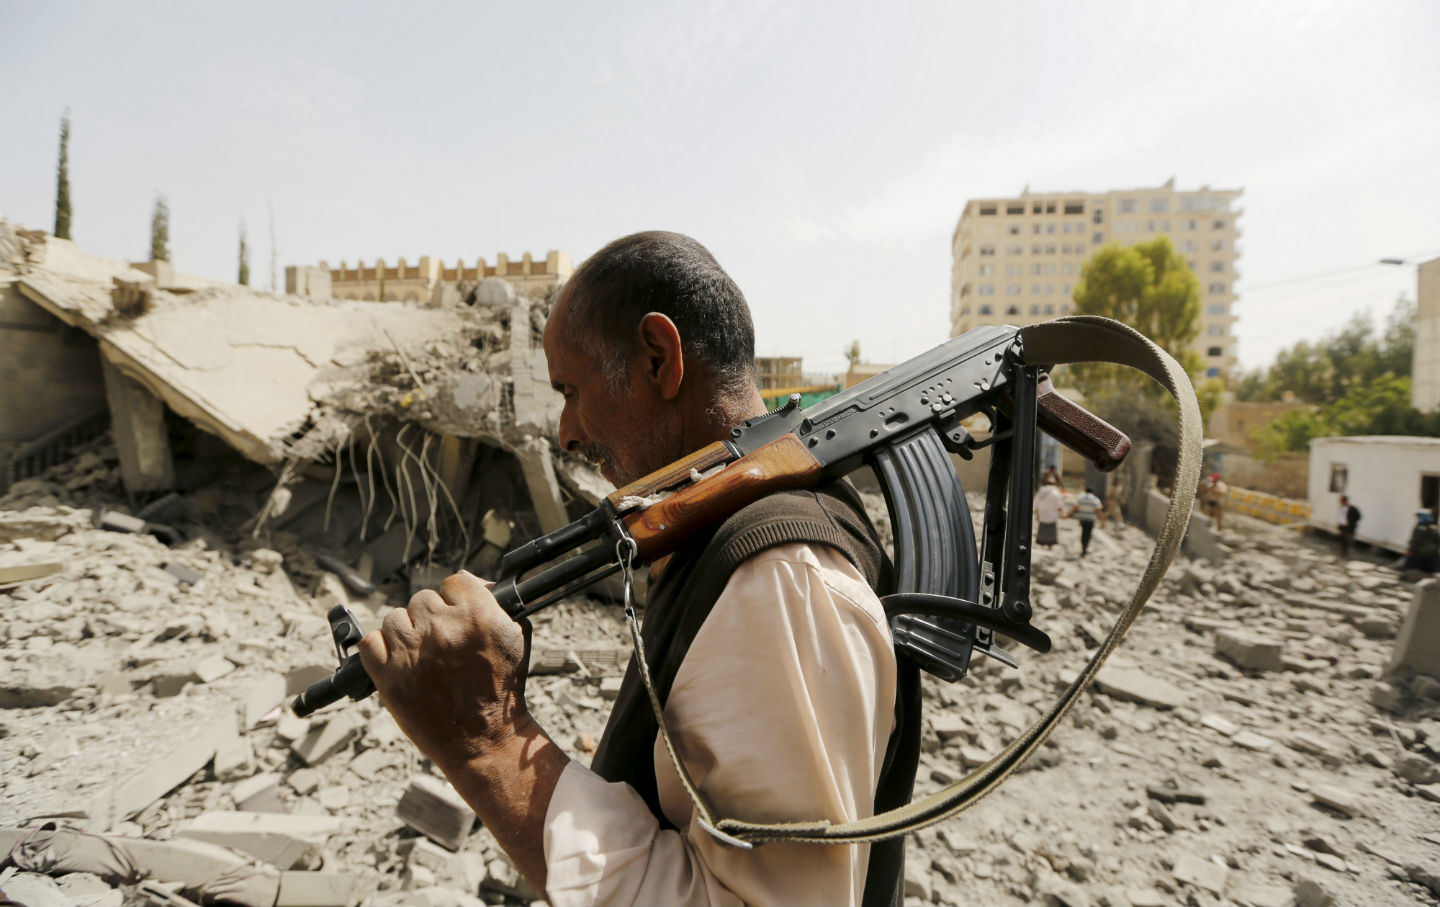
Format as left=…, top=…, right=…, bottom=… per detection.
left=621, top=434, right=822, bottom=561
left=1035, top=374, right=1131, bottom=473
left=607, top=441, right=737, bottom=504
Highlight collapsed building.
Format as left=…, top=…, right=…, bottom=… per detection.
left=0, top=222, right=609, bottom=595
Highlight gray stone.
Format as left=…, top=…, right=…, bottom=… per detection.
left=1294, top=876, right=1337, bottom=906
left=179, top=811, right=343, bottom=870
left=291, top=712, right=361, bottom=766
left=1214, top=630, right=1286, bottom=672
left=1393, top=752, right=1440, bottom=785
left=1094, top=665, right=1188, bottom=709
left=398, top=775, right=476, bottom=851
left=1173, top=853, right=1229, bottom=895
left=1389, top=580, right=1440, bottom=678
left=1311, top=784, right=1361, bottom=818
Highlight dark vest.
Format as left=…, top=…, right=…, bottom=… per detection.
left=590, top=479, right=921, bottom=907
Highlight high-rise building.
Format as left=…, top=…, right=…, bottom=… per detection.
left=950, top=179, right=1242, bottom=378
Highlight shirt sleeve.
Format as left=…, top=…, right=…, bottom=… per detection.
left=542, top=543, right=897, bottom=907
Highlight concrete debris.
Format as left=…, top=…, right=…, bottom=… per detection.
left=396, top=775, right=477, bottom=852
left=2, top=296, right=1439, bottom=904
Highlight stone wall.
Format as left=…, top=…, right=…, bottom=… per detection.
left=0, top=282, right=106, bottom=459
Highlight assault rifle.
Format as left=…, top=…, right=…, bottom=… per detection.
left=293, top=322, right=1131, bottom=716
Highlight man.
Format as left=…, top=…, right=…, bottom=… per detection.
left=358, top=232, right=905, bottom=906
left=1066, top=486, right=1105, bottom=557
left=1337, top=494, right=1362, bottom=559
left=1201, top=472, right=1228, bottom=532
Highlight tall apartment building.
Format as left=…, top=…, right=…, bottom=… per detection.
left=950, top=179, right=1242, bottom=377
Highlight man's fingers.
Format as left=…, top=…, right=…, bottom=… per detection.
left=439, top=569, right=497, bottom=607
left=357, top=628, right=389, bottom=672
left=405, top=589, right=446, bottom=633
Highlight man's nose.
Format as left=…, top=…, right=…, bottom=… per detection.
left=557, top=404, right=584, bottom=453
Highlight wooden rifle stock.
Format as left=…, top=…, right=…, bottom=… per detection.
left=620, top=434, right=823, bottom=562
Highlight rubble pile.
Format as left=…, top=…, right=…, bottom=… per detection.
left=1, top=446, right=1438, bottom=906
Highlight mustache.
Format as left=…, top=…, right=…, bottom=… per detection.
left=580, top=444, right=614, bottom=469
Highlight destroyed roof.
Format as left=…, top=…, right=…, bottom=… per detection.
left=4, top=224, right=562, bottom=466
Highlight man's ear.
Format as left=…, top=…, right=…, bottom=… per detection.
left=637, top=313, right=684, bottom=400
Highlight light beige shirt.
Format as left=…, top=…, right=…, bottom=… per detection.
left=543, top=543, right=898, bottom=907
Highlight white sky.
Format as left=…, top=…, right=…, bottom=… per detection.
left=2, top=0, right=1437, bottom=376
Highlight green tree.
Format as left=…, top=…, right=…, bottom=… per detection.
left=54, top=111, right=72, bottom=240
left=149, top=194, right=171, bottom=262
left=1072, top=237, right=1202, bottom=372
left=237, top=220, right=250, bottom=286
left=843, top=340, right=861, bottom=368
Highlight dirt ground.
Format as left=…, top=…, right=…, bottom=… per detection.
left=1, top=440, right=1438, bottom=906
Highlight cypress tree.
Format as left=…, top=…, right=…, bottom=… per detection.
left=150, top=194, right=171, bottom=262
left=237, top=220, right=250, bottom=285
left=54, top=111, right=72, bottom=240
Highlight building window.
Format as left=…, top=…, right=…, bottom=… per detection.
left=1061, top=263, right=1072, bottom=275
left=1092, top=207, right=1105, bottom=224
left=1032, top=223, right=1043, bottom=235
left=1209, top=282, right=1227, bottom=294
left=1006, top=284, right=1022, bottom=295
left=979, top=244, right=995, bottom=256
left=1185, top=219, right=1198, bottom=231
left=1149, top=198, right=1169, bottom=213
left=1032, top=244, right=1043, bottom=254
left=1076, top=243, right=1086, bottom=254
left=1062, top=223, right=1072, bottom=234
left=979, top=205, right=998, bottom=216
left=978, top=284, right=995, bottom=295
left=1046, top=223, right=1056, bottom=234
left=1008, top=224, right=1022, bottom=235
left=1045, top=284, right=1055, bottom=295
left=1045, top=303, right=1055, bottom=314
left=1187, top=260, right=1197, bottom=272
left=979, top=264, right=995, bottom=276
left=1006, top=264, right=1022, bottom=276
left=1119, top=199, right=1137, bottom=213
left=1061, top=243, right=1071, bottom=255
left=1329, top=464, right=1348, bottom=494
left=1062, top=284, right=1071, bottom=296
left=1007, top=244, right=1024, bottom=256
left=1211, top=239, right=1225, bottom=251
left=1029, top=304, right=1041, bottom=315
left=1207, top=346, right=1222, bottom=357
left=960, top=306, right=970, bottom=315
left=1180, top=239, right=1198, bottom=252
left=1032, top=203, right=1044, bottom=215
left=1006, top=305, right=1021, bottom=316
left=980, top=304, right=994, bottom=315
left=1065, top=201, right=1084, bottom=215
left=1181, top=198, right=1201, bottom=212
left=1212, top=218, right=1227, bottom=230
left=1208, top=303, right=1227, bottom=315
left=1045, top=244, right=1056, bottom=254
left=1032, top=264, right=1043, bottom=276
left=1207, top=325, right=1224, bottom=336
left=1007, top=204, right=1025, bottom=215
left=1209, top=261, right=1225, bottom=272
left=1031, top=284, right=1042, bottom=295
left=1092, top=232, right=1103, bottom=245
left=1206, top=367, right=1220, bottom=378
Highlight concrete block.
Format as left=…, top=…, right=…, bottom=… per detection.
left=242, top=672, right=288, bottom=728
left=277, top=871, right=365, bottom=907
left=348, top=746, right=398, bottom=778
left=86, top=712, right=237, bottom=830
left=288, top=767, right=322, bottom=796
left=275, top=713, right=310, bottom=743
left=1173, top=853, right=1229, bottom=895
left=285, top=664, right=333, bottom=696
left=195, top=654, right=236, bottom=683
left=397, top=775, right=476, bottom=850
left=180, top=811, right=344, bottom=870
left=292, top=712, right=362, bottom=766
left=317, top=786, right=350, bottom=810
left=1094, top=665, right=1187, bottom=709
left=1389, top=580, right=1440, bottom=679
left=1214, top=630, right=1285, bottom=672
left=233, top=772, right=287, bottom=813
left=213, top=735, right=254, bottom=781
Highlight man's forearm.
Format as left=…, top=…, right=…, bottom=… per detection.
left=431, top=714, right=572, bottom=891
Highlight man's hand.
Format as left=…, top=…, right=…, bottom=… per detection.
left=358, top=571, right=570, bottom=891
left=358, top=571, right=528, bottom=771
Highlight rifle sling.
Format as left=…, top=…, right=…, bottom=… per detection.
left=629, top=315, right=1204, bottom=846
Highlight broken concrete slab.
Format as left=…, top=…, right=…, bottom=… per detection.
left=277, top=870, right=367, bottom=907
left=1388, top=579, right=1440, bottom=679
left=179, top=811, right=343, bottom=870
left=1214, top=630, right=1285, bottom=672
left=1094, top=665, right=1187, bottom=709
left=292, top=712, right=362, bottom=766
left=100, top=357, right=174, bottom=493
left=1172, top=853, right=1229, bottom=895
left=232, top=773, right=286, bottom=813
left=396, top=775, right=475, bottom=851
left=0, top=562, right=62, bottom=584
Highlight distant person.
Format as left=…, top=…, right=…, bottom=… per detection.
left=1337, top=495, right=1362, bottom=559
left=1033, top=475, right=1066, bottom=548
left=1199, top=472, right=1228, bottom=532
left=1066, top=486, right=1106, bottom=556
left=1404, top=511, right=1440, bottom=577
left=1040, top=465, right=1060, bottom=489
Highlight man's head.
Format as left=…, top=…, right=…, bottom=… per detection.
left=1340, top=495, right=1349, bottom=506
left=542, top=231, right=762, bottom=487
